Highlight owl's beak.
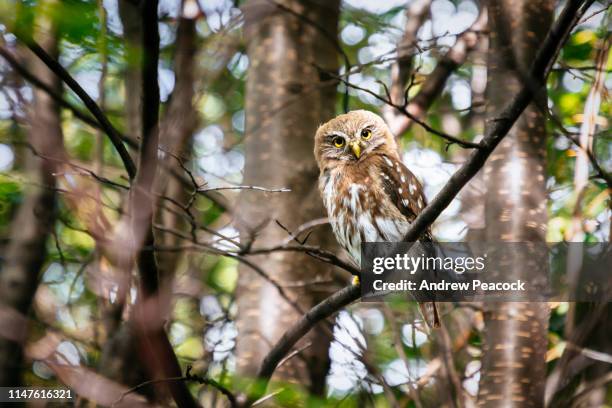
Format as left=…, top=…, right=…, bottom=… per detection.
left=349, top=141, right=361, bottom=159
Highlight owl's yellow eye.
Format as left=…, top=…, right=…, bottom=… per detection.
left=361, top=129, right=372, bottom=140
left=333, top=137, right=345, bottom=148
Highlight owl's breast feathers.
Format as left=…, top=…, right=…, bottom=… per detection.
left=319, top=153, right=430, bottom=265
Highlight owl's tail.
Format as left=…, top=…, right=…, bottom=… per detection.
left=419, top=301, right=440, bottom=329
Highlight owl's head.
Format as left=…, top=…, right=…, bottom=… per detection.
left=314, top=110, right=398, bottom=170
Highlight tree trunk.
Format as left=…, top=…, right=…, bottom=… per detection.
left=235, top=0, right=339, bottom=395
left=99, top=7, right=201, bottom=406
left=97, top=0, right=148, bottom=392
left=0, top=21, right=63, bottom=386
left=477, top=0, right=553, bottom=406
left=154, top=11, right=198, bottom=287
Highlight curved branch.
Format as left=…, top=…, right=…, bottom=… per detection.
left=245, top=284, right=361, bottom=405
left=11, top=34, right=137, bottom=179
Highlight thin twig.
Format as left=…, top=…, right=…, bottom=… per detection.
left=185, top=365, right=238, bottom=407
left=111, top=366, right=237, bottom=408
left=277, top=342, right=312, bottom=369
left=250, top=389, right=284, bottom=407
left=199, top=185, right=291, bottom=193
left=330, top=72, right=481, bottom=149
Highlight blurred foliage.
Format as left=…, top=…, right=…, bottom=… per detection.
left=0, top=0, right=609, bottom=405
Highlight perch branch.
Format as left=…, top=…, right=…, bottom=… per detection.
left=246, top=284, right=361, bottom=404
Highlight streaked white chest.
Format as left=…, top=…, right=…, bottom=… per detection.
left=320, top=170, right=410, bottom=265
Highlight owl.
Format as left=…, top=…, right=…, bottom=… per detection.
left=314, top=110, right=439, bottom=328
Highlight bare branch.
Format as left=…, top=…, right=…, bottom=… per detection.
left=8, top=31, right=137, bottom=179
left=388, top=8, right=489, bottom=136
left=245, top=284, right=361, bottom=405
left=331, top=72, right=481, bottom=149
left=0, top=44, right=132, bottom=143
left=383, top=0, right=431, bottom=123
left=402, top=0, right=595, bottom=242
left=184, top=366, right=237, bottom=407
left=199, top=185, right=291, bottom=193
left=112, top=366, right=237, bottom=408
left=567, top=372, right=612, bottom=407
left=246, top=244, right=361, bottom=277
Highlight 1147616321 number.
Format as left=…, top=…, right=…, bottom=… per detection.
left=1, top=387, right=74, bottom=402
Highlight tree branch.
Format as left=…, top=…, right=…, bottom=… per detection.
left=332, top=72, right=481, bottom=148
left=0, top=46, right=96, bottom=129
left=9, top=32, right=137, bottom=179
left=126, top=2, right=198, bottom=407
left=388, top=8, right=488, bottom=136
left=402, top=0, right=595, bottom=242
left=383, top=0, right=431, bottom=123
left=113, top=366, right=237, bottom=408
left=244, top=284, right=361, bottom=405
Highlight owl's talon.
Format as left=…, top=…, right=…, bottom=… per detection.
left=352, top=276, right=360, bottom=286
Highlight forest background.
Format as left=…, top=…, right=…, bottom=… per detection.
left=0, top=0, right=610, bottom=406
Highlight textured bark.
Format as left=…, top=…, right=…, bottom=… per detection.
left=235, top=0, right=339, bottom=394
left=0, top=25, right=63, bottom=386
left=477, top=0, right=553, bottom=406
